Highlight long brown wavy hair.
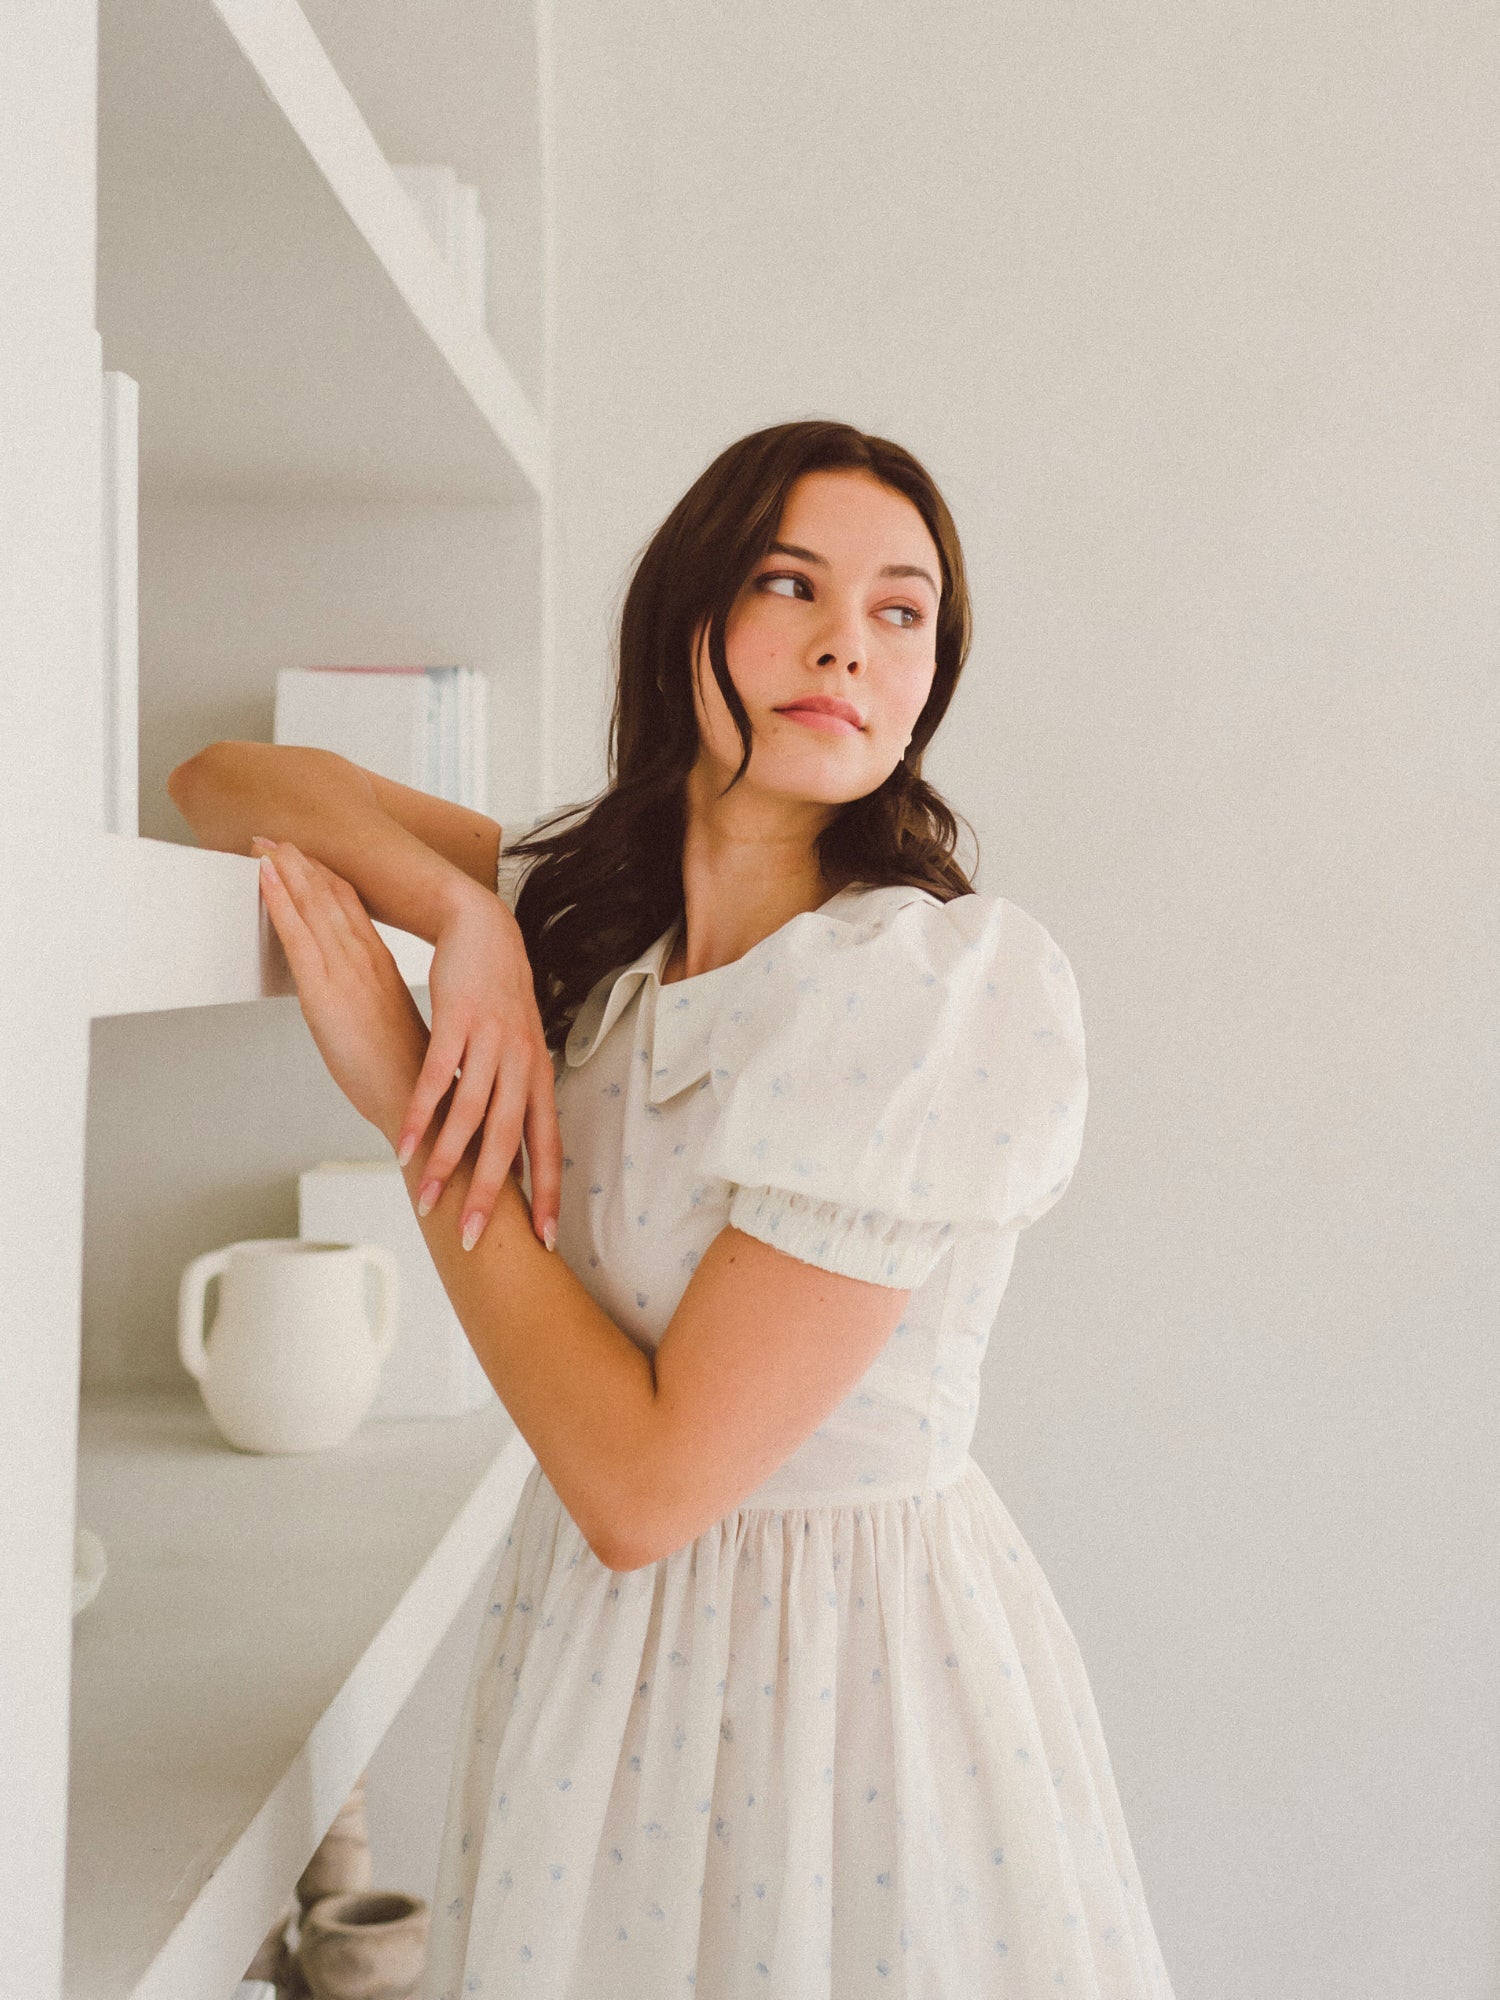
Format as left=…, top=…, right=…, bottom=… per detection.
left=505, top=418, right=979, bottom=1055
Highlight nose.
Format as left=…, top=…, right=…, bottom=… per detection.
left=809, top=592, right=867, bottom=673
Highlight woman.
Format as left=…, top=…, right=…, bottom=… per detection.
left=236, top=419, right=1176, bottom=1996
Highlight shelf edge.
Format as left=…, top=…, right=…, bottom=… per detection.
left=211, top=0, right=547, bottom=500
left=88, top=833, right=435, bottom=1017
left=115, top=1426, right=535, bottom=2000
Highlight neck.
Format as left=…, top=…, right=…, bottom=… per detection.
left=664, top=763, right=853, bottom=982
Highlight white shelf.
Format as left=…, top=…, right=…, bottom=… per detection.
left=8, top=4, right=551, bottom=1991
left=66, top=1384, right=533, bottom=2000
left=87, top=833, right=436, bottom=1016
left=97, top=0, right=547, bottom=504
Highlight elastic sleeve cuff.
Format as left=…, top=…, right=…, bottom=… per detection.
left=726, top=1184, right=956, bottom=1290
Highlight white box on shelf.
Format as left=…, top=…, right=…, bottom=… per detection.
left=391, top=162, right=460, bottom=265
left=299, top=1160, right=495, bottom=1419
left=100, top=368, right=139, bottom=837
left=393, top=161, right=486, bottom=325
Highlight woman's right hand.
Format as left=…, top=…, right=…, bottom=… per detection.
left=392, top=887, right=562, bottom=1250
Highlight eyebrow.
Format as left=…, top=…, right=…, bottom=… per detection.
left=766, top=540, right=940, bottom=600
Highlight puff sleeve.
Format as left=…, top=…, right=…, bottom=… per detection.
left=700, top=892, right=1088, bottom=1290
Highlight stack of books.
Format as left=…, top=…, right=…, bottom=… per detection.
left=391, top=163, right=487, bottom=326
left=274, top=665, right=489, bottom=810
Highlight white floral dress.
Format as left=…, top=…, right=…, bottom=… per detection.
left=420, top=829, right=1177, bottom=2000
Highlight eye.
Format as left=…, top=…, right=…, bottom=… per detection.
left=757, top=570, right=812, bottom=599
left=758, top=571, right=925, bottom=629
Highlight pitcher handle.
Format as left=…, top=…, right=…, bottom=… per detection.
left=177, top=1246, right=235, bottom=1383
left=360, top=1243, right=401, bottom=1364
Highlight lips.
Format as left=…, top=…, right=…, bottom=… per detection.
left=774, top=698, right=864, bottom=728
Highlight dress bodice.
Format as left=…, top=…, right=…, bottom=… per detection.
left=545, top=890, right=1062, bottom=1508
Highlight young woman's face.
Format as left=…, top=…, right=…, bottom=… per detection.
left=690, top=468, right=941, bottom=810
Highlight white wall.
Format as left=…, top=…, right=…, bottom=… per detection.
left=1, top=5, right=103, bottom=1990
left=533, top=5, right=1499, bottom=1995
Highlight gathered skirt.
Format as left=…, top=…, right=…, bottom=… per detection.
left=421, top=1454, right=1176, bottom=1999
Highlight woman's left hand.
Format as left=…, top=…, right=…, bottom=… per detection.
left=255, top=840, right=431, bottom=1148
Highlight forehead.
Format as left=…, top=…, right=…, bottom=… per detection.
left=777, top=467, right=937, bottom=565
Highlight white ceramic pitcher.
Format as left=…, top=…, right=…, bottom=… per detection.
left=177, top=1236, right=399, bottom=1454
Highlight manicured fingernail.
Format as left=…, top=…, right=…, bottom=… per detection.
left=461, top=1213, right=482, bottom=1252
left=259, top=854, right=279, bottom=881
left=396, top=1133, right=415, bottom=1166
left=417, top=1179, right=441, bottom=1217
left=543, top=1221, right=557, bottom=1253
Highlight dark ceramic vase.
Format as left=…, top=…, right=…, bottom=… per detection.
left=296, top=1891, right=430, bottom=2000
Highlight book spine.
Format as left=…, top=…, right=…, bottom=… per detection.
left=458, top=667, right=474, bottom=808
left=423, top=669, right=441, bottom=795
left=470, top=669, right=489, bottom=815
left=441, top=667, right=460, bottom=802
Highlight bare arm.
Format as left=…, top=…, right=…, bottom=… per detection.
left=250, top=834, right=633, bottom=1557
left=167, top=739, right=501, bottom=943
left=395, top=1092, right=658, bottom=1571
left=176, top=742, right=564, bottom=1250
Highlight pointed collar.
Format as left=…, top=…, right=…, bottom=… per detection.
left=561, top=915, right=739, bottom=1105
left=560, top=884, right=922, bottom=1107
left=562, top=921, right=677, bottom=1084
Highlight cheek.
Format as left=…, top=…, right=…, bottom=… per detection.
left=722, top=610, right=786, bottom=699
left=697, top=615, right=781, bottom=723
left=893, top=658, right=936, bottom=730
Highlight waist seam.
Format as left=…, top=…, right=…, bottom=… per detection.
left=723, top=1455, right=978, bottom=1518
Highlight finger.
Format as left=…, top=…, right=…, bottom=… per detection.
left=397, top=1023, right=471, bottom=1166
left=317, top=869, right=388, bottom=968
left=521, top=1050, right=565, bottom=1248
left=304, top=852, right=376, bottom=929
left=258, top=852, right=329, bottom=983
left=422, top=1033, right=505, bottom=1197
left=270, top=844, right=366, bottom=960
left=460, top=1046, right=533, bottom=1250
left=263, top=842, right=342, bottom=922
